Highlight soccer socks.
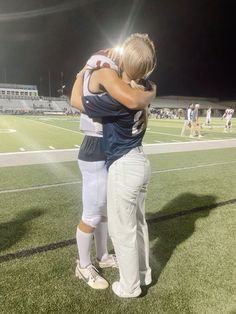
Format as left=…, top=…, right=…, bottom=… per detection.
left=76, top=222, right=109, bottom=267
left=76, top=227, right=94, bottom=268
left=94, top=222, right=109, bottom=261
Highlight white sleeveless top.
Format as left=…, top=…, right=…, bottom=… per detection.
left=79, top=52, right=119, bottom=137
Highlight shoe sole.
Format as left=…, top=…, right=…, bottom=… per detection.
left=98, top=262, right=118, bottom=269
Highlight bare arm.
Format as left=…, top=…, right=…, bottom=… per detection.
left=70, top=70, right=85, bottom=112
left=93, top=68, right=156, bottom=110
left=71, top=66, right=156, bottom=111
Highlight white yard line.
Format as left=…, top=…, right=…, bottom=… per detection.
left=1, top=139, right=236, bottom=167
left=19, top=147, right=25, bottom=152
left=49, top=146, right=55, bottom=150
left=25, top=117, right=84, bottom=135
left=0, top=181, right=81, bottom=194
left=1, top=160, right=236, bottom=194
left=147, top=130, right=185, bottom=137
left=152, top=160, right=236, bottom=174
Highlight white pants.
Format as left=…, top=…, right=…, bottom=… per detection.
left=78, top=160, right=107, bottom=225
left=107, top=147, right=151, bottom=293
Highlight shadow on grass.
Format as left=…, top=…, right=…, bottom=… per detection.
left=142, top=192, right=217, bottom=296
left=0, top=208, right=44, bottom=252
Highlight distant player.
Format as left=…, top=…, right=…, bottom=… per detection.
left=190, top=104, right=203, bottom=138
left=181, top=103, right=194, bottom=136
left=222, top=106, right=234, bottom=133
left=205, top=106, right=212, bottom=128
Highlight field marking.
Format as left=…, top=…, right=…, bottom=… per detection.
left=145, top=138, right=236, bottom=146
left=1, top=159, right=236, bottom=194
left=1, top=138, right=236, bottom=167
left=49, top=146, right=55, bottom=150
left=147, top=129, right=236, bottom=139
left=19, top=147, right=25, bottom=152
left=1, top=197, right=236, bottom=263
left=0, top=181, right=81, bottom=194
left=24, top=117, right=84, bottom=135
left=147, top=130, right=185, bottom=138
left=152, top=160, right=236, bottom=174
left=0, top=129, right=16, bottom=133
left=38, top=117, right=79, bottom=122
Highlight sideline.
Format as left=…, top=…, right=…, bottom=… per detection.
left=1, top=139, right=236, bottom=168
left=1, top=159, right=236, bottom=194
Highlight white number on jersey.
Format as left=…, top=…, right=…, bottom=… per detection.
left=132, top=110, right=145, bottom=135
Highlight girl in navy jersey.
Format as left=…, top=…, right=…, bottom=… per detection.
left=71, top=33, right=157, bottom=298
left=71, top=35, right=156, bottom=290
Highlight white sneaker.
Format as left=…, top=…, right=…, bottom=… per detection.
left=140, top=278, right=152, bottom=286
left=140, top=269, right=152, bottom=286
left=75, top=260, right=109, bottom=289
left=96, top=254, right=118, bottom=268
left=112, top=281, right=141, bottom=298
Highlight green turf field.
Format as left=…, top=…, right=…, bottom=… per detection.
left=0, top=143, right=236, bottom=313
left=0, top=115, right=235, bottom=152
left=0, top=115, right=235, bottom=313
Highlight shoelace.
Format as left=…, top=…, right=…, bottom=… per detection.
left=111, top=255, right=118, bottom=267
left=87, top=265, right=100, bottom=282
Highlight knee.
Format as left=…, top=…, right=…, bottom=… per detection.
left=82, top=215, right=103, bottom=228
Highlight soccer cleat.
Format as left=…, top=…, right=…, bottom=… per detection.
left=112, top=281, right=141, bottom=298
left=96, top=254, right=118, bottom=269
left=75, top=260, right=109, bottom=289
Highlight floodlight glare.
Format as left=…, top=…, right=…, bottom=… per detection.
left=114, top=46, right=124, bottom=55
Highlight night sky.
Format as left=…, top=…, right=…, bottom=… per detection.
left=0, top=0, right=235, bottom=99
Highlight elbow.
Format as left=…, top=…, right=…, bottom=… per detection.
left=70, top=97, right=83, bottom=111
left=125, top=96, right=142, bottom=110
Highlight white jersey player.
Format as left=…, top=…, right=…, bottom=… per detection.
left=75, top=52, right=120, bottom=290
left=222, top=107, right=234, bottom=133
left=181, top=103, right=194, bottom=136
left=205, top=106, right=212, bottom=128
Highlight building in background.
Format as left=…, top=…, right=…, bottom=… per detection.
left=0, top=83, right=38, bottom=99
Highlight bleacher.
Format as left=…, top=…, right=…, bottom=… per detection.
left=0, top=82, right=80, bottom=115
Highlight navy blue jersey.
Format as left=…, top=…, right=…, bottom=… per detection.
left=82, top=94, right=146, bottom=168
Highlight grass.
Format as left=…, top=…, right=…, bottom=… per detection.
left=0, top=146, right=236, bottom=313
left=0, top=115, right=235, bottom=152
left=0, top=115, right=235, bottom=313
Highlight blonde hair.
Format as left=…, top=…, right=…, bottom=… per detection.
left=121, top=33, right=156, bottom=81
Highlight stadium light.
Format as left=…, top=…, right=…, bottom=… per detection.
left=114, top=46, right=124, bottom=55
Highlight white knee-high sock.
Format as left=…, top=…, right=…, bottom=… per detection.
left=76, top=227, right=94, bottom=268
left=94, top=222, right=108, bottom=261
